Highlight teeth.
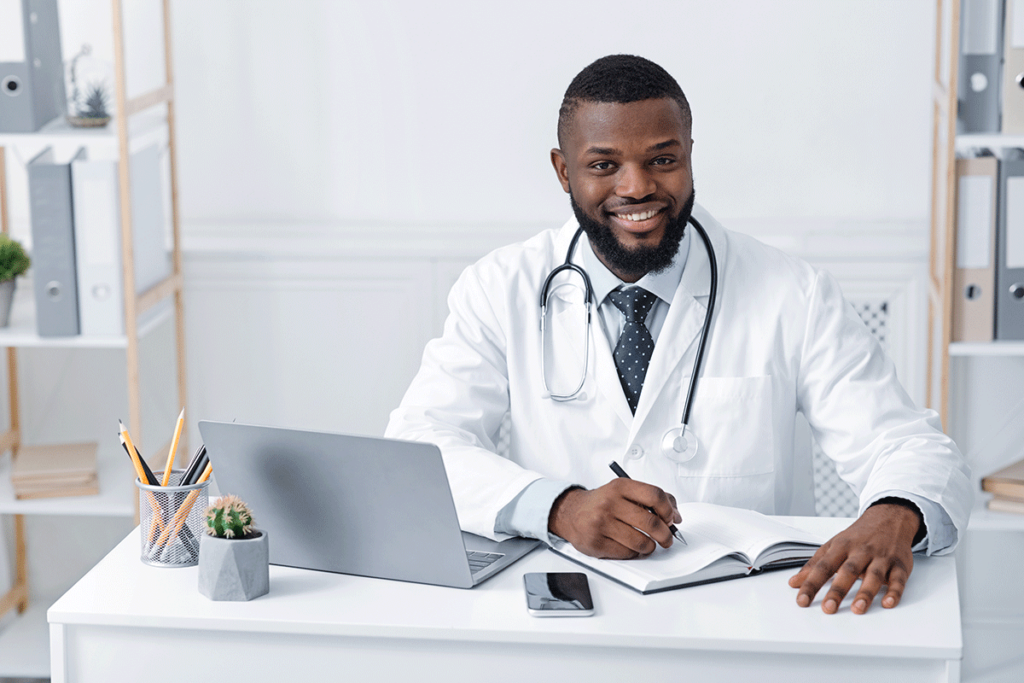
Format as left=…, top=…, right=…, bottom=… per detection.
left=621, top=210, right=658, bottom=222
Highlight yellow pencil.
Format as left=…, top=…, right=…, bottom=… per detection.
left=156, top=462, right=213, bottom=550
left=161, top=408, right=185, bottom=486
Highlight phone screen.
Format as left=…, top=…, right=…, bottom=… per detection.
left=524, top=572, right=594, bottom=616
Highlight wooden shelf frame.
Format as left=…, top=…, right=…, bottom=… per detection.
left=0, top=0, right=188, bottom=627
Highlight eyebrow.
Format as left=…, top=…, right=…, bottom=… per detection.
left=583, top=139, right=682, bottom=156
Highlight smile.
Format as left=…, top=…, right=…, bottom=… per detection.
left=619, top=209, right=660, bottom=222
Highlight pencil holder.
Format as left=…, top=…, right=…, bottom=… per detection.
left=136, top=470, right=209, bottom=567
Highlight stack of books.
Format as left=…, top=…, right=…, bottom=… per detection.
left=981, top=458, right=1024, bottom=514
left=11, top=443, right=99, bottom=500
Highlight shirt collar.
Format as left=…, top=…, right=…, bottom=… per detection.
left=580, top=228, right=690, bottom=306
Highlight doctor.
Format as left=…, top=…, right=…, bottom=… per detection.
left=386, top=55, right=972, bottom=615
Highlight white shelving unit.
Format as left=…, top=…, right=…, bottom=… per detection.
left=928, top=2, right=1024, bottom=681
left=0, top=0, right=187, bottom=678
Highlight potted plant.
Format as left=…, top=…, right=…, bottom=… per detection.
left=198, top=495, right=270, bottom=601
left=0, top=235, right=30, bottom=328
left=65, top=45, right=111, bottom=128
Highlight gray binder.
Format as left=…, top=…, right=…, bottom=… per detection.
left=28, top=147, right=84, bottom=337
left=997, top=153, right=1024, bottom=340
left=0, top=0, right=66, bottom=133
left=959, top=0, right=1004, bottom=133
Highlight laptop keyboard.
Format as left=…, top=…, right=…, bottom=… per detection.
left=467, top=551, right=504, bottom=574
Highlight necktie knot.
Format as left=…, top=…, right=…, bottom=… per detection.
left=608, top=287, right=657, bottom=324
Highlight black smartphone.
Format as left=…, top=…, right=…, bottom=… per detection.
left=523, top=572, right=594, bottom=617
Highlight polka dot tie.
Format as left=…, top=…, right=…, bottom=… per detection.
left=608, top=287, right=657, bottom=414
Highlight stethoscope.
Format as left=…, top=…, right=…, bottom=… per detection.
left=539, top=216, right=719, bottom=463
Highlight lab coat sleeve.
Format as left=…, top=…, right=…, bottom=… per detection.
left=385, top=262, right=546, bottom=540
left=795, top=269, right=973, bottom=553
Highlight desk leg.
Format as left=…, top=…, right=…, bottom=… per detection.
left=50, top=623, right=66, bottom=683
left=945, top=658, right=961, bottom=683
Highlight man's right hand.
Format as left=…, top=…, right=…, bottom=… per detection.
left=548, top=479, right=682, bottom=559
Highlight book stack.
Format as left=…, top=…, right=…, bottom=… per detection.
left=981, top=458, right=1024, bottom=514
left=11, top=443, right=99, bottom=500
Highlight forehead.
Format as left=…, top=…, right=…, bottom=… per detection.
left=564, top=98, right=689, bottom=155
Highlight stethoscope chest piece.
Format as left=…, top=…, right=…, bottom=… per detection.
left=661, top=424, right=698, bottom=463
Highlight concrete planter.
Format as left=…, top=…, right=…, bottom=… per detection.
left=0, top=279, right=15, bottom=327
left=198, top=529, right=269, bottom=601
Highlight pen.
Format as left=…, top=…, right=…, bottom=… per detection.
left=161, top=408, right=186, bottom=486
left=609, top=461, right=687, bottom=545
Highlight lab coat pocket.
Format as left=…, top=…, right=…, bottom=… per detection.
left=676, top=375, right=775, bottom=510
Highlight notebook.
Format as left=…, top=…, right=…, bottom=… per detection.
left=197, top=421, right=540, bottom=588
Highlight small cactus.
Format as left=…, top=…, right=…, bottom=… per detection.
left=204, top=495, right=256, bottom=539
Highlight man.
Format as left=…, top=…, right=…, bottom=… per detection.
left=386, top=55, right=971, bottom=614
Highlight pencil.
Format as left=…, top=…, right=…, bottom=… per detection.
left=608, top=461, right=687, bottom=545
left=161, top=408, right=185, bottom=486
left=156, top=462, right=213, bottom=554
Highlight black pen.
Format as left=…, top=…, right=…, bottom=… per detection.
left=609, top=461, right=687, bottom=546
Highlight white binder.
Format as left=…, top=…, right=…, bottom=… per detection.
left=71, top=145, right=171, bottom=337
left=1002, top=0, right=1024, bottom=133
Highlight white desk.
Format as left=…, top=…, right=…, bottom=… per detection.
left=48, top=517, right=961, bottom=683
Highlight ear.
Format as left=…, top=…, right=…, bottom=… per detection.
left=550, top=148, right=571, bottom=194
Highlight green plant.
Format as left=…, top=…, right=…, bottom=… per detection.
left=204, top=495, right=256, bottom=539
left=76, top=82, right=109, bottom=119
left=0, top=235, right=30, bottom=282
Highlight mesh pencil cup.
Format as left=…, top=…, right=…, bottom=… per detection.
left=136, top=470, right=209, bottom=567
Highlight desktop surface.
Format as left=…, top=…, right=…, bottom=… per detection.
left=47, top=516, right=962, bottom=683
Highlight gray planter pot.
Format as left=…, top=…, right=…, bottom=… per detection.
left=0, top=279, right=15, bottom=327
left=198, top=529, right=270, bottom=601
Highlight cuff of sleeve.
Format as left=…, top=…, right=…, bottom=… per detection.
left=494, top=478, right=579, bottom=546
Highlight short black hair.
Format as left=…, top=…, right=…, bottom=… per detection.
left=557, top=54, right=692, bottom=148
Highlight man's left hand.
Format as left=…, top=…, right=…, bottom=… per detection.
left=788, top=503, right=920, bottom=614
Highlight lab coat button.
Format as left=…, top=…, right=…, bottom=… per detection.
left=627, top=445, right=644, bottom=459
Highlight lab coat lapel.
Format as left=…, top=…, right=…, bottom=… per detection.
left=551, top=292, right=634, bottom=428
left=629, top=219, right=722, bottom=442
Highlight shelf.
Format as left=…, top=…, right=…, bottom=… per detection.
left=0, top=280, right=172, bottom=349
left=0, top=599, right=52, bottom=678
left=967, top=502, right=1024, bottom=532
left=949, top=342, right=1024, bottom=357
left=0, top=109, right=168, bottom=156
left=955, top=133, right=1024, bottom=152
left=0, top=446, right=133, bottom=517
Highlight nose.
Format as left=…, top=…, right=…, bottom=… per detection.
left=615, top=163, right=656, bottom=200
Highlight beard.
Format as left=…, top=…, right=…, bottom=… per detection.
left=570, top=189, right=695, bottom=281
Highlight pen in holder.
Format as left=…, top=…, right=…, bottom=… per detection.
left=136, top=470, right=209, bottom=567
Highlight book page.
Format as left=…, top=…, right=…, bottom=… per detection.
left=678, top=503, right=823, bottom=565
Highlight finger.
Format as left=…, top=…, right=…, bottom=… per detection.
left=788, top=541, right=831, bottom=589
left=666, top=493, right=682, bottom=524
left=616, top=503, right=674, bottom=549
left=850, top=560, right=889, bottom=614
left=605, top=520, right=658, bottom=558
left=794, top=546, right=846, bottom=608
left=621, top=482, right=678, bottom=529
left=821, top=556, right=870, bottom=614
left=881, top=560, right=911, bottom=609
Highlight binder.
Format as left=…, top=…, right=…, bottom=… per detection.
left=1003, top=0, right=1024, bottom=133
left=0, top=0, right=65, bottom=133
left=28, top=147, right=84, bottom=337
left=997, top=153, right=1024, bottom=339
left=953, top=156, right=999, bottom=342
left=959, top=0, right=1004, bottom=133
left=71, top=144, right=171, bottom=336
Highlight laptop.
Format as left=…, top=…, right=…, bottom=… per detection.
left=197, top=421, right=540, bottom=588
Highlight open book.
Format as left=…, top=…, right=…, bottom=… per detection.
left=552, top=502, right=824, bottom=594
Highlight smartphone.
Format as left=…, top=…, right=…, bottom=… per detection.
left=523, top=572, right=594, bottom=617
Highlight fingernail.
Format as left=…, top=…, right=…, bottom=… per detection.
left=824, top=599, right=837, bottom=613
left=797, top=594, right=810, bottom=607
left=883, top=596, right=895, bottom=607
left=854, top=599, right=866, bottom=613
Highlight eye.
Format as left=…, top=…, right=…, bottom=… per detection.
left=651, top=156, right=676, bottom=166
left=590, top=161, right=615, bottom=172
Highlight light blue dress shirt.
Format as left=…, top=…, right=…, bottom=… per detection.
left=494, top=230, right=954, bottom=554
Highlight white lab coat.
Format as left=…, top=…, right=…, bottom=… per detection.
left=386, top=204, right=972, bottom=543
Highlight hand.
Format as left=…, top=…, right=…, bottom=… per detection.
left=788, top=503, right=920, bottom=614
left=548, top=479, right=682, bottom=559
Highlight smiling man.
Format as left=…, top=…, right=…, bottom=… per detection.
left=386, top=55, right=972, bottom=614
